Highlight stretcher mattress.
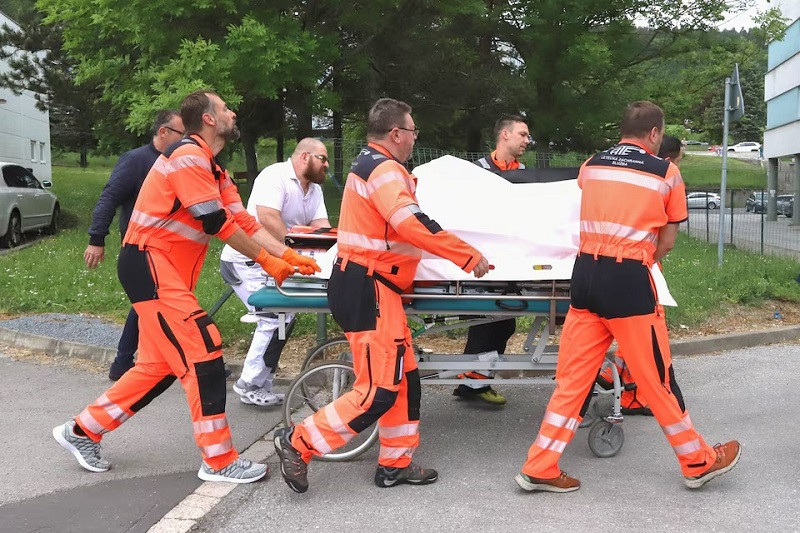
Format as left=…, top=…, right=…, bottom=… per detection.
left=248, top=285, right=570, bottom=315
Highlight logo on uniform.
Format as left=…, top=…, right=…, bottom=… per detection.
left=608, top=145, right=646, bottom=156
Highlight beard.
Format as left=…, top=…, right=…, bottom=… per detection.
left=303, top=165, right=326, bottom=184
left=221, top=124, right=240, bottom=141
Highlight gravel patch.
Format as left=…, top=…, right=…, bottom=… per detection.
left=0, top=313, right=122, bottom=349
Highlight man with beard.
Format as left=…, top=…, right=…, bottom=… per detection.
left=53, top=90, right=320, bottom=484
left=221, top=138, right=331, bottom=407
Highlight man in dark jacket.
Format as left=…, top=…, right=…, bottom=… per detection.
left=84, top=110, right=184, bottom=380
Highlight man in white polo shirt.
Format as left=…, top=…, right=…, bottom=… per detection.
left=220, top=138, right=331, bottom=406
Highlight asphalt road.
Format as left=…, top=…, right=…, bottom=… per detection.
left=191, top=343, right=800, bottom=533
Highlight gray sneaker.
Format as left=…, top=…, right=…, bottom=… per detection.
left=52, top=420, right=111, bottom=473
left=234, top=379, right=284, bottom=406
left=197, top=457, right=268, bottom=484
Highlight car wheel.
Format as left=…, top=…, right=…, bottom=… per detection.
left=44, top=204, right=60, bottom=235
left=0, top=211, right=22, bottom=248
left=708, top=202, right=717, bottom=209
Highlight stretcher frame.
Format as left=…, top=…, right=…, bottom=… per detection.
left=249, top=275, right=627, bottom=461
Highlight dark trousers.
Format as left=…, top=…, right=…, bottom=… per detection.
left=114, top=307, right=139, bottom=365
left=464, top=319, right=516, bottom=355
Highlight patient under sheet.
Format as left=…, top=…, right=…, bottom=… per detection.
left=413, top=155, right=579, bottom=281
left=309, top=155, right=580, bottom=282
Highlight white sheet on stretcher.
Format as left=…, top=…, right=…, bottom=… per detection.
left=310, top=155, right=675, bottom=304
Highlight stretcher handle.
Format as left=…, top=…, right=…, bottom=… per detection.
left=495, top=299, right=528, bottom=311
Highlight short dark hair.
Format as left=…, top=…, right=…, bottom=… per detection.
left=150, top=109, right=179, bottom=137
left=494, top=114, right=527, bottom=140
left=658, top=135, right=682, bottom=161
left=181, top=90, right=217, bottom=135
left=620, top=101, right=664, bottom=138
left=367, top=98, right=412, bottom=140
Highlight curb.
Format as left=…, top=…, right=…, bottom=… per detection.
left=3, top=323, right=800, bottom=382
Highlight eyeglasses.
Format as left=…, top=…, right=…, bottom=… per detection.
left=306, top=152, right=329, bottom=164
left=396, top=127, right=419, bottom=139
left=164, top=126, right=185, bottom=136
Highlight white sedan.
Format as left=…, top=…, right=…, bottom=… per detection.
left=687, top=192, right=721, bottom=209
left=728, top=142, right=760, bottom=153
left=0, top=162, right=59, bottom=248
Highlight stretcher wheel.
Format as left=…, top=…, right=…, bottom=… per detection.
left=301, top=337, right=352, bottom=371
left=588, top=420, right=624, bottom=458
left=283, top=361, right=378, bottom=462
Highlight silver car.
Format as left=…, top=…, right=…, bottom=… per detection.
left=686, top=191, right=721, bottom=209
left=0, top=162, right=59, bottom=248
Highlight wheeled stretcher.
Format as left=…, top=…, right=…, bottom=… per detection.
left=246, top=156, right=629, bottom=461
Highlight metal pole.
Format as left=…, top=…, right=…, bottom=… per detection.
left=208, top=286, right=235, bottom=318
left=316, top=312, right=328, bottom=345
left=718, top=77, right=731, bottom=267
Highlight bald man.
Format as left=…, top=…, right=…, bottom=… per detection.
left=221, top=138, right=331, bottom=406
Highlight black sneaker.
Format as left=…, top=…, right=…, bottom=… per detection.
left=273, top=426, right=309, bottom=493
left=108, top=359, right=134, bottom=381
left=374, top=462, right=438, bottom=488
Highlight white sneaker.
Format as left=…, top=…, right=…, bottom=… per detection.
left=198, top=457, right=267, bottom=484
left=233, top=379, right=284, bottom=406
left=53, top=420, right=111, bottom=473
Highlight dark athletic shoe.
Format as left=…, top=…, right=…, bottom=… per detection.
left=273, top=426, right=309, bottom=493
left=374, top=463, right=438, bottom=488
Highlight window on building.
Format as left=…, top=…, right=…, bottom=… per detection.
left=39, top=142, right=46, bottom=163
left=30, top=140, right=36, bottom=162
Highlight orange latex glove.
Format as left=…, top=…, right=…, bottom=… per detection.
left=255, top=249, right=295, bottom=286
left=281, top=248, right=321, bottom=276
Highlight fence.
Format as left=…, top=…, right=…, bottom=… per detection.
left=682, top=187, right=800, bottom=261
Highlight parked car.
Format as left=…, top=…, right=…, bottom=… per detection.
left=684, top=140, right=705, bottom=146
left=728, top=141, right=761, bottom=153
left=777, top=194, right=794, bottom=218
left=0, top=162, right=59, bottom=248
left=746, top=191, right=767, bottom=213
left=686, top=192, right=721, bottom=209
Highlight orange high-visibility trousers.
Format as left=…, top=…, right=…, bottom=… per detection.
left=522, top=306, right=716, bottom=479
left=75, top=245, right=238, bottom=471
left=291, top=266, right=420, bottom=468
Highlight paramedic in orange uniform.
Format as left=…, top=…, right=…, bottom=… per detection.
left=515, top=102, right=740, bottom=493
left=595, top=134, right=685, bottom=417
left=53, top=90, right=320, bottom=484
left=454, top=114, right=532, bottom=406
left=273, top=97, right=490, bottom=493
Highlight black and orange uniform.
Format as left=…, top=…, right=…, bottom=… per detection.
left=74, top=135, right=263, bottom=471
left=290, top=143, right=482, bottom=467
left=462, top=151, right=524, bottom=378
left=521, top=139, right=718, bottom=479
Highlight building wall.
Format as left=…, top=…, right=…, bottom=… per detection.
left=0, top=10, right=52, bottom=181
left=764, top=2, right=800, bottom=160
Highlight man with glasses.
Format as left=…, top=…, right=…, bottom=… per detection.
left=221, top=138, right=331, bottom=407
left=454, top=114, right=532, bottom=406
left=84, top=110, right=185, bottom=381
left=273, top=98, right=490, bottom=493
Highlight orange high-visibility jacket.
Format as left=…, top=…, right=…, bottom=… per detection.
left=123, top=135, right=261, bottom=289
left=337, top=143, right=481, bottom=290
left=577, top=139, right=687, bottom=265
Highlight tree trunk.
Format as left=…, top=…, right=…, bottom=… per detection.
left=79, top=146, right=88, bottom=168
left=240, top=125, right=258, bottom=186
left=276, top=132, right=284, bottom=163
left=333, top=108, right=344, bottom=188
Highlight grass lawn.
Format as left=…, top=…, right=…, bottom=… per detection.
left=679, top=153, right=765, bottom=190
left=2, top=152, right=796, bottom=353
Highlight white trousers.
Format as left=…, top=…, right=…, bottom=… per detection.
left=226, top=261, right=295, bottom=389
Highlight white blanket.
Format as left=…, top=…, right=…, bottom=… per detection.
left=312, top=155, right=580, bottom=282
left=413, top=155, right=580, bottom=281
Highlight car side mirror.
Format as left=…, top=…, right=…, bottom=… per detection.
left=41, top=180, right=52, bottom=189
